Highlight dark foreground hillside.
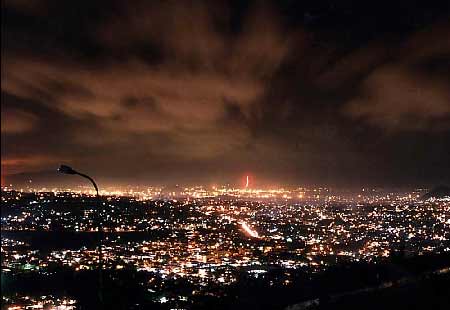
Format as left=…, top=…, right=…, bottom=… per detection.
left=3, top=253, right=450, bottom=310
left=308, top=271, right=450, bottom=310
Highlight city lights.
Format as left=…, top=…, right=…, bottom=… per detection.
left=2, top=184, right=449, bottom=309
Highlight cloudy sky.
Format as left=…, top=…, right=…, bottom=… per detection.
left=2, top=0, right=450, bottom=187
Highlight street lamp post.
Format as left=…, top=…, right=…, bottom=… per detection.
left=58, top=165, right=104, bottom=307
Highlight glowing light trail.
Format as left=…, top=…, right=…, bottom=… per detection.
left=245, top=175, right=249, bottom=188
left=240, top=221, right=259, bottom=238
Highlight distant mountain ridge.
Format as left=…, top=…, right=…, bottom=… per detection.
left=2, top=170, right=86, bottom=188
left=422, top=185, right=450, bottom=200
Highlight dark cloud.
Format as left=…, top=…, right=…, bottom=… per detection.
left=344, top=64, right=450, bottom=131
left=2, top=0, right=450, bottom=186
left=1, top=96, right=39, bottom=134
left=342, top=20, right=450, bottom=132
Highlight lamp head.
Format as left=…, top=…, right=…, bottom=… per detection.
left=58, top=165, right=77, bottom=175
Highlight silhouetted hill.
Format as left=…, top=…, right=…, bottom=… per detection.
left=3, top=170, right=86, bottom=188
left=422, top=185, right=450, bottom=200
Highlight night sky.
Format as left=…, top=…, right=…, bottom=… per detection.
left=2, top=0, right=450, bottom=187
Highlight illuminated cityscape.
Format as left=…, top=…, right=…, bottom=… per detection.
left=2, top=185, right=449, bottom=309
left=2, top=1, right=450, bottom=309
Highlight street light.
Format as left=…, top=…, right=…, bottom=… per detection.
left=58, top=165, right=99, bottom=194
left=58, top=165, right=104, bottom=307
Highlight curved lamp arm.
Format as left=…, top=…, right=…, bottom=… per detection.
left=58, top=165, right=99, bottom=196
left=76, top=172, right=99, bottom=196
